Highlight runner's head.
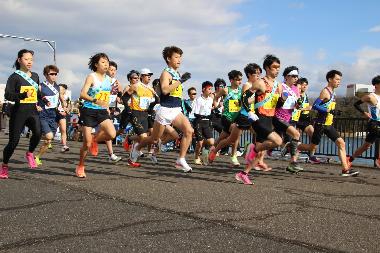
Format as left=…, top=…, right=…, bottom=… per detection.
left=13, top=49, right=34, bottom=71
left=228, top=70, right=243, bottom=87
left=297, top=77, right=308, bottom=93
left=88, top=53, right=109, bottom=74
left=152, top=78, right=160, bottom=89
left=108, top=61, right=118, bottom=78
left=263, top=54, right=280, bottom=78
left=188, top=87, right=197, bottom=100
left=326, top=70, right=342, bottom=88
left=214, top=78, right=226, bottom=91
left=43, top=65, right=59, bottom=83
left=283, top=66, right=299, bottom=85
left=59, top=83, right=68, bottom=90
left=372, top=75, right=380, bottom=92
left=140, top=68, right=153, bottom=85
left=127, top=70, right=140, bottom=85
left=201, top=81, right=213, bottom=96
left=162, top=46, right=183, bottom=69
left=244, top=63, right=262, bottom=82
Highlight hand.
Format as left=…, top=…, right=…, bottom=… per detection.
left=248, top=112, right=259, bottom=122
left=36, top=105, right=43, bottom=112
left=364, top=112, right=371, bottom=119
left=179, top=72, right=191, bottom=84
left=47, top=101, right=52, bottom=107
left=26, top=90, right=33, bottom=98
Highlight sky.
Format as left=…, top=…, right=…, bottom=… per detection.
left=0, top=0, right=379, bottom=99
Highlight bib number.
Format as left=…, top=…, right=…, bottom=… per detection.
left=109, top=94, right=117, bottom=105
left=229, top=99, right=240, bottom=112
left=302, top=103, right=310, bottom=115
left=325, top=102, right=336, bottom=126
left=95, top=91, right=110, bottom=104
left=169, top=82, right=183, bottom=98
left=139, top=97, right=151, bottom=110
left=263, top=94, right=279, bottom=109
left=292, top=109, right=301, bottom=121
left=282, top=96, right=297, bottom=109
left=45, top=95, right=58, bottom=109
left=20, top=86, right=37, bottom=103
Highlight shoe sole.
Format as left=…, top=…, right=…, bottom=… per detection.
left=175, top=163, right=192, bottom=173
left=341, top=171, right=359, bottom=177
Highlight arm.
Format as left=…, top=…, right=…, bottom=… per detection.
left=312, top=88, right=330, bottom=113
left=4, top=74, right=28, bottom=102
left=160, top=71, right=179, bottom=95
left=213, top=88, right=227, bottom=108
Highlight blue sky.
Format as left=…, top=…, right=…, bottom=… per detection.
left=0, top=0, right=379, bottom=99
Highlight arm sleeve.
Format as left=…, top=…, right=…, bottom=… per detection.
left=312, top=98, right=328, bottom=113
left=353, top=100, right=365, bottom=114
left=242, top=90, right=253, bottom=111
left=4, top=74, right=27, bottom=102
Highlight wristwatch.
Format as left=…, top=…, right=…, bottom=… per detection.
left=92, top=98, right=97, bottom=103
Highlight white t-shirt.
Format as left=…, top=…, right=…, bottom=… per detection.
left=191, top=95, right=213, bottom=116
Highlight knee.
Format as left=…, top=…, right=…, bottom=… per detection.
left=293, top=131, right=300, bottom=140
left=274, top=136, right=283, bottom=146
left=184, top=127, right=194, bottom=137
left=109, top=129, right=116, bottom=140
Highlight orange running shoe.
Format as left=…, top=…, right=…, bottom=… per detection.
left=123, top=136, right=130, bottom=151
left=75, top=165, right=86, bottom=178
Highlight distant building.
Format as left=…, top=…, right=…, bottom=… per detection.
left=346, top=83, right=374, bottom=98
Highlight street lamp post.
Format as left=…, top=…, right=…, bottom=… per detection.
left=0, top=33, right=56, bottom=64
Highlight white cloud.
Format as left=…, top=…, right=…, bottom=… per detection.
left=315, top=48, right=326, bottom=61
left=369, top=25, right=380, bottom=33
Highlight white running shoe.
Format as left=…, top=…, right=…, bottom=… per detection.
left=61, top=145, right=70, bottom=153
left=175, top=158, right=192, bottom=172
left=109, top=153, right=122, bottom=163
left=130, top=143, right=140, bottom=162
left=202, top=149, right=209, bottom=166
left=148, top=153, right=158, bottom=164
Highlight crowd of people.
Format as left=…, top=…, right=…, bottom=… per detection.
left=1, top=46, right=380, bottom=184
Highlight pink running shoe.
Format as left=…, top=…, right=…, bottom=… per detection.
left=235, top=171, right=253, bottom=185
left=0, top=164, right=9, bottom=179
left=26, top=152, right=37, bottom=168
left=245, top=144, right=257, bottom=164
left=208, top=146, right=216, bottom=164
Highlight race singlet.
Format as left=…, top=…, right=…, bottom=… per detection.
left=20, top=86, right=37, bottom=103
left=263, top=93, right=279, bottom=109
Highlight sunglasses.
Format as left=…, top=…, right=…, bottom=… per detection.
left=48, top=73, right=58, bottom=76
left=131, top=76, right=139, bottom=80
left=190, top=93, right=197, bottom=96
left=289, top=75, right=298, bottom=78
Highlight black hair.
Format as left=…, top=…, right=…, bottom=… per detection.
left=88, top=53, right=109, bottom=72
left=162, top=46, right=183, bottom=64
left=372, top=75, right=380, bottom=85
left=244, top=63, right=262, bottom=78
left=127, top=70, right=140, bottom=80
left=109, top=61, right=118, bottom=69
left=13, top=49, right=34, bottom=70
left=263, top=54, right=280, bottom=71
left=187, top=87, right=196, bottom=95
left=59, top=83, right=68, bottom=90
left=283, top=66, right=299, bottom=77
left=43, top=65, right=59, bottom=75
left=228, top=70, right=242, bottom=81
left=326, top=70, right=342, bottom=82
left=214, top=78, right=226, bottom=89
left=152, top=78, right=160, bottom=88
left=202, top=81, right=213, bottom=90
left=297, top=77, right=308, bottom=85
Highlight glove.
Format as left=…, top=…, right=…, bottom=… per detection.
left=329, top=109, right=336, bottom=115
left=296, top=97, right=303, bottom=106
left=179, top=72, right=191, bottom=84
left=248, top=112, right=259, bottom=122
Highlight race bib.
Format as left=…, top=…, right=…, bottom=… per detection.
left=229, top=99, right=240, bottom=112
left=109, top=94, right=117, bottom=106
left=45, top=95, right=59, bottom=109
left=282, top=96, right=297, bottom=109
left=95, top=91, right=110, bottom=104
left=325, top=102, right=336, bottom=126
left=139, top=97, right=151, bottom=110
left=169, top=82, right=183, bottom=98
left=302, top=103, right=310, bottom=114
left=292, top=109, right=301, bottom=121
left=263, top=93, right=279, bottom=109
left=20, top=86, right=37, bottom=103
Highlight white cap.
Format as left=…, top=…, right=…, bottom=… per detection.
left=141, top=68, right=153, bottom=75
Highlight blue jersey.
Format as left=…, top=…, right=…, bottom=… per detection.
left=83, top=73, right=112, bottom=110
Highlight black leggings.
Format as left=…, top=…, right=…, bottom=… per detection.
left=3, top=110, right=41, bottom=164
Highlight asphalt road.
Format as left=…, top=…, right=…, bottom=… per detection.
left=0, top=134, right=379, bottom=252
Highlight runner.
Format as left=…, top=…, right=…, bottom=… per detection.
left=104, top=60, right=122, bottom=163
left=130, top=46, right=194, bottom=172
left=235, top=55, right=284, bottom=185
left=348, top=75, right=380, bottom=168
left=208, top=70, right=243, bottom=166
left=75, top=53, right=116, bottom=178
left=34, top=65, right=64, bottom=165
left=297, top=70, right=359, bottom=176
left=183, top=87, right=197, bottom=153
left=56, top=83, right=70, bottom=152
left=192, top=81, right=215, bottom=165
left=1, top=49, right=42, bottom=179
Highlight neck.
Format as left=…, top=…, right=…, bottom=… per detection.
left=327, top=83, right=335, bottom=91
left=375, top=90, right=380, bottom=95
left=285, top=81, right=293, bottom=87
left=168, top=65, right=178, bottom=71
left=19, top=67, right=29, bottom=73
left=202, top=93, right=209, bottom=99
left=265, top=74, right=275, bottom=82
left=96, top=71, right=105, bottom=76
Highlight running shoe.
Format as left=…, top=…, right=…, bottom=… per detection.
left=280, top=142, right=290, bottom=157
left=127, top=159, right=141, bottom=167
left=245, top=144, right=257, bottom=164
left=194, top=158, right=203, bottom=165
left=48, top=143, right=52, bottom=149
left=376, top=158, right=380, bottom=168
left=0, top=164, right=9, bottom=179
left=130, top=143, right=140, bottom=162
left=108, top=153, right=122, bottom=163
left=208, top=146, right=216, bottom=164
left=235, top=150, right=243, bottom=157
left=175, top=158, right=192, bottom=173
left=292, top=162, right=303, bottom=171
left=309, top=156, right=321, bottom=164
left=148, top=153, right=158, bottom=164
left=89, top=136, right=98, bottom=156
left=75, top=165, right=86, bottom=178
left=35, top=156, right=42, bottom=166
left=346, top=155, right=353, bottom=169
left=231, top=155, right=240, bottom=166
left=26, top=152, right=37, bottom=168
left=61, top=145, right=70, bottom=153
left=341, top=169, right=359, bottom=177
left=286, top=162, right=301, bottom=173
left=202, top=149, right=209, bottom=166
left=235, top=171, right=253, bottom=185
